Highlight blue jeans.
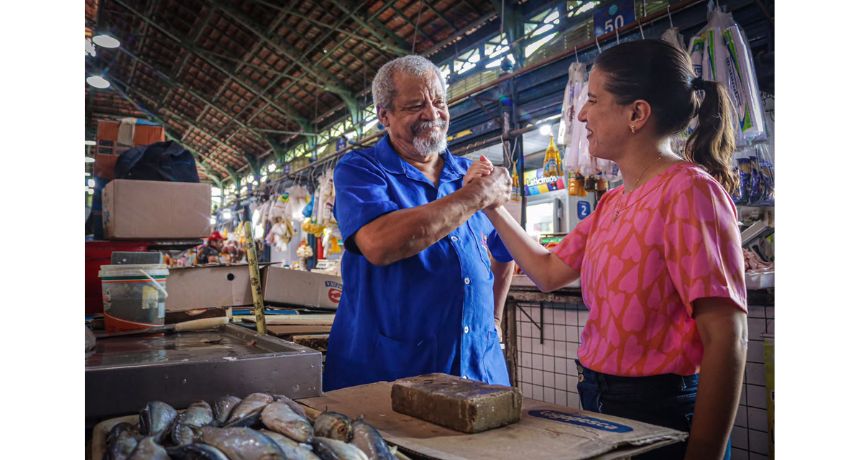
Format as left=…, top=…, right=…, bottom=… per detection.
left=576, top=361, right=731, bottom=460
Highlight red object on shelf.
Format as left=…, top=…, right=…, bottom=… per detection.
left=85, top=240, right=153, bottom=315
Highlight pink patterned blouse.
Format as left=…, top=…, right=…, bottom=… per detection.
left=553, top=162, right=747, bottom=376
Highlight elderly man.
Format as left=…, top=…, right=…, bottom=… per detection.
left=323, top=55, right=515, bottom=391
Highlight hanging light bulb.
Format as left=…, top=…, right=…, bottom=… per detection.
left=86, top=75, right=110, bottom=89
left=539, top=125, right=552, bottom=136
left=85, top=157, right=96, bottom=163
left=92, top=34, right=120, bottom=48
left=85, top=140, right=96, bottom=146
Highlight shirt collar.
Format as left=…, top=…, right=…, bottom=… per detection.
left=374, top=134, right=468, bottom=184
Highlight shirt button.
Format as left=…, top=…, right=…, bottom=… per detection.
left=464, top=277, right=471, bottom=285
left=451, top=235, right=459, bottom=242
left=464, top=326, right=470, bottom=334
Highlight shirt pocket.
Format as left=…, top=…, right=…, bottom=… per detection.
left=464, top=219, right=492, bottom=275
left=370, top=333, right=438, bottom=382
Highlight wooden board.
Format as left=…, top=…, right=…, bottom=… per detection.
left=236, top=314, right=334, bottom=325
left=266, top=324, right=332, bottom=336
left=298, top=382, right=686, bottom=460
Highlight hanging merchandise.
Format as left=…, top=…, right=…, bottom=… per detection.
left=510, top=159, right=522, bottom=201
left=315, top=168, right=337, bottom=227
left=661, top=26, right=686, bottom=52
left=542, top=136, right=563, bottom=178
left=558, top=62, right=587, bottom=146
left=687, top=7, right=767, bottom=144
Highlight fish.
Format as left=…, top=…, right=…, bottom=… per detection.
left=311, top=438, right=369, bottom=460
left=197, top=426, right=286, bottom=460
left=105, top=422, right=140, bottom=460
left=165, top=443, right=230, bottom=460
left=351, top=419, right=395, bottom=460
left=128, top=436, right=169, bottom=460
left=139, top=401, right=178, bottom=442
left=212, top=396, right=242, bottom=426
left=273, top=394, right=308, bottom=418
left=224, top=393, right=273, bottom=427
left=261, top=402, right=314, bottom=443
left=260, top=430, right=321, bottom=460
left=172, top=401, right=215, bottom=445
left=313, top=412, right=352, bottom=442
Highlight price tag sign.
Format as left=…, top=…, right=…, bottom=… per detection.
left=577, top=200, right=592, bottom=220
left=593, top=0, right=636, bottom=37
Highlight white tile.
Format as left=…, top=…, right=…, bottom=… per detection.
left=544, top=371, right=554, bottom=388
left=564, top=309, right=576, bottom=325
left=521, top=368, right=531, bottom=384
left=555, top=373, right=566, bottom=390
left=521, top=336, right=532, bottom=353
left=553, top=324, right=566, bottom=341
left=765, top=307, right=774, bottom=319
left=551, top=340, right=563, bottom=357
left=747, top=305, right=766, bottom=318
left=567, top=392, right=580, bottom=408
left=531, top=338, right=545, bottom=355
left=734, top=405, right=748, bottom=428
left=740, top=384, right=747, bottom=404
left=534, top=386, right=546, bottom=403
left=766, top=319, right=775, bottom=334
left=555, top=389, right=566, bottom=405
left=543, top=324, right=554, bottom=340
left=565, top=359, right=577, bottom=376
left=747, top=341, right=764, bottom=364
left=553, top=309, right=565, bottom=325
left=749, top=430, right=769, bottom=455
left=566, top=342, right=578, bottom=358
left=543, top=355, right=554, bottom=372
left=749, top=318, right=766, bottom=340
left=746, top=363, right=766, bottom=386
left=577, top=310, right=590, bottom=325
left=522, top=383, right=533, bottom=399
left=748, top=407, right=769, bottom=432
left=747, top=385, right=767, bottom=409
left=731, top=425, right=749, bottom=449
left=567, top=375, right=578, bottom=392
left=731, top=447, right=749, bottom=460
left=523, top=353, right=533, bottom=368
left=532, top=369, right=543, bottom=386
left=554, top=357, right=566, bottom=374
left=750, top=453, right=769, bottom=460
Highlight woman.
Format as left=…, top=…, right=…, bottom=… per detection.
left=482, top=40, right=748, bottom=459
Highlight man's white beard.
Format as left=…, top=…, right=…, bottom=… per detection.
left=412, top=121, right=448, bottom=158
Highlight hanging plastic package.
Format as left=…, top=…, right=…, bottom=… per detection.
left=511, top=159, right=522, bottom=201
left=564, top=77, right=592, bottom=196
left=687, top=7, right=767, bottom=143
left=558, top=62, right=587, bottom=147
left=661, top=26, right=686, bottom=52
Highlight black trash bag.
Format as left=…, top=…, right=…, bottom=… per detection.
left=114, top=140, right=200, bottom=183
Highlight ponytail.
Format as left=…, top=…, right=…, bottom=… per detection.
left=685, top=80, right=739, bottom=194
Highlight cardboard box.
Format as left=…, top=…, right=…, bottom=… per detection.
left=300, top=381, right=688, bottom=460
left=263, top=266, right=342, bottom=309
left=102, top=180, right=211, bottom=239
left=166, top=265, right=253, bottom=312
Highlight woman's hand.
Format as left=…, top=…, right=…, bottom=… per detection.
left=464, top=155, right=494, bottom=184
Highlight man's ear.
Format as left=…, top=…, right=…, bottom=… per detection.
left=378, top=106, right=391, bottom=128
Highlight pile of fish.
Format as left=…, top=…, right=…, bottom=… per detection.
left=103, top=393, right=398, bottom=460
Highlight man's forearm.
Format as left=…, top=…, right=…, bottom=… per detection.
left=354, top=185, right=485, bottom=265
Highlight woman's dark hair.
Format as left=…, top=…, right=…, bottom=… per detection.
left=593, top=39, right=738, bottom=194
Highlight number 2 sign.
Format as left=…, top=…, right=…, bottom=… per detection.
left=594, top=0, right=636, bottom=37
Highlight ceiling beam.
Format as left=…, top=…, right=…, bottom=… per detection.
left=421, top=1, right=458, bottom=32
left=115, top=47, right=274, bottom=148
left=328, top=0, right=412, bottom=54
left=158, top=5, right=216, bottom=109
left=125, top=0, right=159, bottom=89
left=112, top=0, right=309, bottom=131
left=209, top=0, right=354, bottom=102
left=389, top=3, right=434, bottom=44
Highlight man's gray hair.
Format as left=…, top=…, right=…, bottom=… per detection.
left=372, top=55, right=447, bottom=111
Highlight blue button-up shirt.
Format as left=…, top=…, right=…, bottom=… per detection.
left=323, top=135, right=512, bottom=391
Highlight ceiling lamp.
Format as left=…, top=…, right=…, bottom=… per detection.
left=85, top=140, right=96, bottom=146
left=86, top=75, right=110, bottom=89
left=92, top=34, right=120, bottom=49
left=85, top=157, right=96, bottom=163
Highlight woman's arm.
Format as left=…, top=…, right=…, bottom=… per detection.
left=491, top=258, right=514, bottom=338
left=685, top=297, right=748, bottom=460
left=483, top=207, right=579, bottom=292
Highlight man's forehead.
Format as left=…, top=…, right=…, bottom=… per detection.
left=393, top=70, right=443, bottom=95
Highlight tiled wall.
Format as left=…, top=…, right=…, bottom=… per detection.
left=514, top=301, right=774, bottom=460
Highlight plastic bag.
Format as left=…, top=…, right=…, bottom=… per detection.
left=114, top=140, right=200, bottom=183
left=661, top=27, right=686, bottom=51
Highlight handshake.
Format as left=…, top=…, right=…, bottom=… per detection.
left=462, top=155, right=512, bottom=210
